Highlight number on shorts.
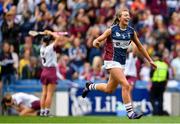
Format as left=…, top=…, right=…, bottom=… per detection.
left=42, top=57, right=46, bottom=64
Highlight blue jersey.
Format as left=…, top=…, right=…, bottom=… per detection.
left=104, top=24, right=135, bottom=65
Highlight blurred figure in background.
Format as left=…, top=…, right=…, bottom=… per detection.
left=21, top=56, right=41, bottom=79
left=0, top=42, right=15, bottom=92
left=68, top=37, right=87, bottom=73
left=79, top=62, right=92, bottom=81
left=150, top=53, right=169, bottom=116
left=124, top=45, right=138, bottom=94
left=19, top=50, right=30, bottom=78
left=1, top=8, right=20, bottom=52
left=10, top=44, right=18, bottom=78
left=91, top=56, right=106, bottom=82
left=1, top=92, right=40, bottom=116
left=171, top=45, right=180, bottom=82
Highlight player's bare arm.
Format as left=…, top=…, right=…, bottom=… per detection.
left=132, top=31, right=157, bottom=69
left=44, top=30, right=65, bottom=46
left=93, top=28, right=111, bottom=48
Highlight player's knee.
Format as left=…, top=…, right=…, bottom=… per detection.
left=105, top=89, right=114, bottom=94
left=42, top=92, right=47, bottom=97
left=122, top=83, right=130, bottom=92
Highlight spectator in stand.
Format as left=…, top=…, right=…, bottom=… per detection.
left=79, top=62, right=92, bottom=81
left=19, top=36, right=39, bottom=57
left=58, top=54, right=78, bottom=80
left=171, top=46, right=180, bottom=82
left=86, top=26, right=102, bottom=64
left=168, top=12, right=180, bottom=44
left=70, top=8, right=90, bottom=37
left=19, top=10, right=35, bottom=39
left=147, top=0, right=167, bottom=17
left=19, top=50, right=30, bottom=78
left=54, top=2, right=70, bottom=20
left=98, top=0, right=115, bottom=23
left=153, top=15, right=169, bottom=45
left=68, top=0, right=88, bottom=22
left=57, top=54, right=69, bottom=80
left=1, top=8, right=20, bottom=52
left=134, top=10, right=149, bottom=43
left=52, top=14, right=67, bottom=32
left=16, top=0, right=35, bottom=15
left=130, top=0, right=145, bottom=15
left=91, top=56, right=106, bottom=82
left=0, top=42, right=15, bottom=91
left=22, top=56, right=41, bottom=79
left=34, top=1, right=53, bottom=31
left=68, top=37, right=87, bottom=73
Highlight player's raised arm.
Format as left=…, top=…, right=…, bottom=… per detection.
left=93, top=28, right=111, bottom=48
left=132, top=31, right=157, bottom=69
left=44, top=30, right=67, bottom=45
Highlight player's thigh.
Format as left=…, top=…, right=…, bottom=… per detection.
left=109, top=68, right=129, bottom=87
left=106, top=71, right=119, bottom=91
left=41, top=85, right=48, bottom=96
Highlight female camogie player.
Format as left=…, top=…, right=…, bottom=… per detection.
left=39, top=30, right=67, bottom=116
left=1, top=92, right=40, bottom=116
left=82, top=7, right=157, bottom=119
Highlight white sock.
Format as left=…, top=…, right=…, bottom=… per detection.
left=44, top=108, right=50, bottom=116
left=88, top=83, right=97, bottom=90
left=124, top=103, right=134, bottom=117
left=40, top=109, right=45, bottom=116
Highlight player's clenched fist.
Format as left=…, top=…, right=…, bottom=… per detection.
left=93, top=39, right=101, bottom=48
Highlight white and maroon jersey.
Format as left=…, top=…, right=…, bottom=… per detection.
left=40, top=43, right=57, bottom=67
left=12, top=93, right=39, bottom=108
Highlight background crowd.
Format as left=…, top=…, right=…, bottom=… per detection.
left=0, top=0, right=179, bottom=92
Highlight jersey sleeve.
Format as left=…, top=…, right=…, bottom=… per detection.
left=13, top=94, right=23, bottom=106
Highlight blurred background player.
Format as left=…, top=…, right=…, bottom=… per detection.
left=124, top=43, right=138, bottom=94
left=39, top=30, right=67, bottom=116
left=82, top=7, right=157, bottom=119
left=1, top=92, right=40, bottom=116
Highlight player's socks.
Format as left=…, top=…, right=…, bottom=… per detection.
left=44, top=108, right=50, bottom=116
left=82, top=81, right=93, bottom=98
left=88, top=83, right=97, bottom=90
left=124, top=102, right=134, bottom=117
left=40, top=109, right=45, bottom=116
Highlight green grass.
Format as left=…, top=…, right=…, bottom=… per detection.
left=0, top=116, right=180, bottom=123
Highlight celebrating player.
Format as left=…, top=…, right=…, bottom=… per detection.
left=1, top=92, right=40, bottom=116
left=39, top=30, right=67, bottom=116
left=82, top=7, right=157, bottom=119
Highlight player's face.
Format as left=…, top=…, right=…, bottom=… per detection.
left=5, top=100, right=13, bottom=107
left=119, top=11, right=130, bottom=26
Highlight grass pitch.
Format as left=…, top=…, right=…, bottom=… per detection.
left=0, top=116, right=180, bottom=123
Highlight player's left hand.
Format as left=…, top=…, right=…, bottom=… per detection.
left=149, top=61, right=157, bottom=69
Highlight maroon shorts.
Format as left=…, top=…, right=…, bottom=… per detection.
left=31, top=100, right=40, bottom=110
left=40, top=67, right=58, bottom=85
left=126, top=76, right=137, bottom=85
